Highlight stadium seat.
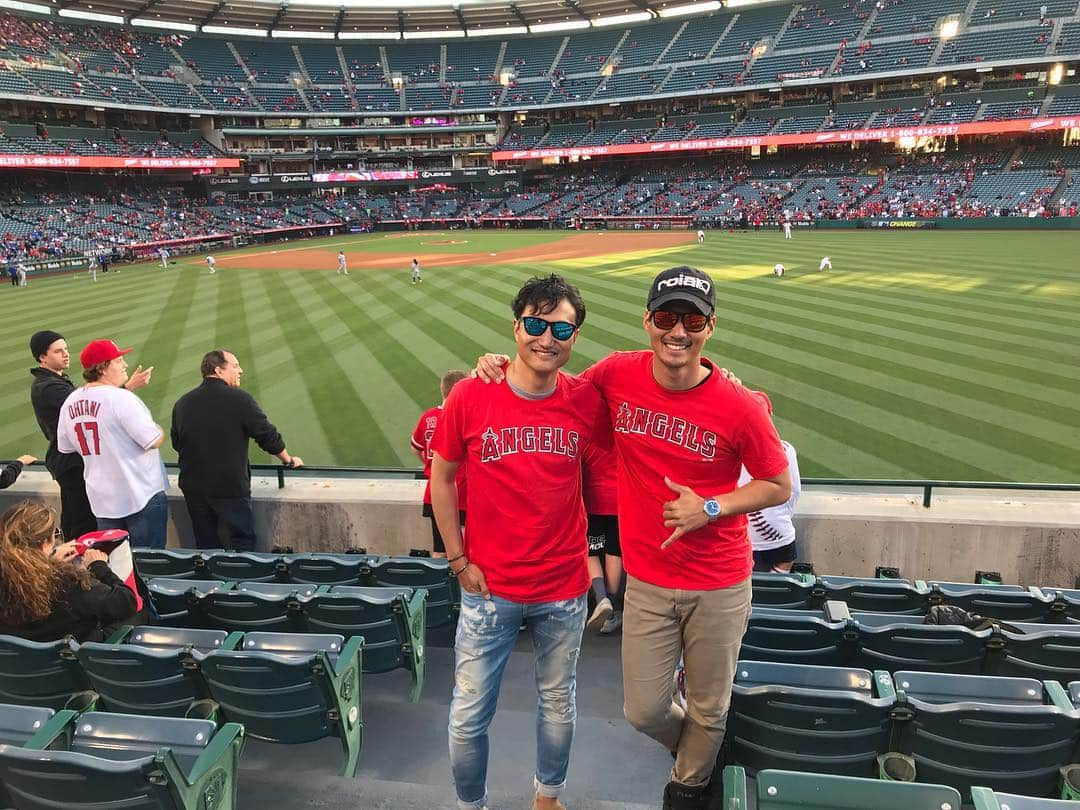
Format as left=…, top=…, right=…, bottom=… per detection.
left=722, top=765, right=965, bottom=809
left=890, top=670, right=1080, bottom=799
left=750, top=572, right=815, bottom=609
left=199, top=582, right=320, bottom=633
left=194, top=632, right=363, bottom=775
left=726, top=660, right=896, bottom=776
left=929, top=582, right=1054, bottom=623
left=0, top=711, right=244, bottom=810
left=132, top=548, right=205, bottom=579
left=0, top=703, right=68, bottom=747
left=993, top=622, right=1080, bottom=683
left=284, top=553, right=372, bottom=586
left=972, top=788, right=1080, bottom=809
left=72, top=627, right=240, bottom=718
left=817, top=576, right=932, bottom=615
left=740, top=608, right=852, bottom=667
left=851, top=611, right=991, bottom=674
left=149, top=579, right=235, bottom=627
left=367, top=557, right=459, bottom=627
left=202, top=551, right=281, bottom=582
left=0, top=635, right=95, bottom=710
left=301, top=586, right=426, bottom=700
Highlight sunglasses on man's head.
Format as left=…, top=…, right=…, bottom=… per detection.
left=650, top=310, right=710, bottom=333
left=520, top=316, right=578, bottom=341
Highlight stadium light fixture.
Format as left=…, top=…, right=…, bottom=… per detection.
left=272, top=29, right=335, bottom=38
left=58, top=7, right=123, bottom=23
left=203, top=24, right=267, bottom=36
left=338, top=30, right=402, bottom=39
left=470, top=25, right=529, bottom=36
left=1048, top=63, right=1065, bottom=85
left=403, top=29, right=467, bottom=38
left=530, top=20, right=591, bottom=33
left=938, top=18, right=960, bottom=39
left=593, top=11, right=652, bottom=26
left=132, top=16, right=197, bottom=31
left=658, top=1, right=721, bottom=17
left=0, top=0, right=51, bottom=15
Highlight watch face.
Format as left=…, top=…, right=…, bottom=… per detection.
left=705, top=499, right=721, bottom=517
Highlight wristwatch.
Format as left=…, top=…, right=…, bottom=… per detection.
left=703, top=498, right=722, bottom=521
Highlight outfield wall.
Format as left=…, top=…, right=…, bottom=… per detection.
left=3, top=472, right=1078, bottom=587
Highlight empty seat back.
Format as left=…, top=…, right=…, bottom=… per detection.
left=367, top=557, right=457, bottom=627
left=930, top=583, right=1053, bottom=623
left=996, top=625, right=1080, bottom=683
left=820, top=576, right=930, bottom=614
left=0, top=703, right=55, bottom=746
left=750, top=572, right=815, bottom=609
left=148, top=579, right=232, bottom=627
left=133, top=548, right=204, bottom=580
left=853, top=614, right=989, bottom=674
left=71, top=712, right=215, bottom=772
left=0, top=635, right=92, bottom=709
left=740, top=610, right=850, bottom=667
left=73, top=640, right=209, bottom=718
left=284, top=554, right=367, bottom=585
left=203, top=552, right=281, bottom=582
left=200, top=589, right=300, bottom=633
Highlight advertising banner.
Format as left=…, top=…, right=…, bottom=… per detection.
left=0, top=155, right=241, bottom=170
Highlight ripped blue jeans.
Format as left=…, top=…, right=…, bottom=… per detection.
left=448, top=592, right=587, bottom=809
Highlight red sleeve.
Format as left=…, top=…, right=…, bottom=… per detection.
left=737, top=390, right=789, bottom=480
left=586, top=381, right=613, bottom=451
left=431, top=386, right=466, bottom=463
left=410, top=412, right=426, bottom=451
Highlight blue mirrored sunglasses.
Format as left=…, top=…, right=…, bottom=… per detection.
left=521, top=316, right=577, bottom=341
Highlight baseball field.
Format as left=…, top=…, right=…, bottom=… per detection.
left=3, top=227, right=1078, bottom=482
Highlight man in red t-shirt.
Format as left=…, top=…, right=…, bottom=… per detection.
left=475, top=266, right=790, bottom=810
left=410, top=369, right=468, bottom=558
left=430, top=274, right=609, bottom=810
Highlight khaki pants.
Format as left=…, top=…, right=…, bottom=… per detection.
left=621, top=574, right=751, bottom=787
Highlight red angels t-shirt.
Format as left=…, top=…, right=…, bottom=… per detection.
left=582, top=443, right=618, bottom=516
left=411, top=405, right=467, bottom=509
left=431, top=372, right=609, bottom=603
left=583, top=351, right=788, bottom=590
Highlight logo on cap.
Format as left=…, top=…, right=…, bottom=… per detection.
left=656, top=274, right=712, bottom=294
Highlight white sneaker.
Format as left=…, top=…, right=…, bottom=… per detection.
left=586, top=597, right=613, bottom=632
left=599, top=609, right=622, bottom=635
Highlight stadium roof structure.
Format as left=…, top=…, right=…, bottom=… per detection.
left=21, top=0, right=728, bottom=39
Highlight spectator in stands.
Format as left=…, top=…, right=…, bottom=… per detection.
left=0, top=499, right=138, bottom=642
left=737, top=392, right=802, bottom=573
left=1, top=455, right=37, bottom=489
left=410, top=370, right=468, bottom=559
left=473, top=267, right=791, bottom=810
left=171, top=350, right=302, bottom=551
left=30, top=330, right=147, bottom=540
left=56, top=339, right=168, bottom=549
left=430, top=274, right=609, bottom=810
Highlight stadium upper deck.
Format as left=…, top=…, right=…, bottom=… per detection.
left=0, top=0, right=1077, bottom=119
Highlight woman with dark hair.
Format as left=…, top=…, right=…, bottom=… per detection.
left=0, top=500, right=138, bottom=642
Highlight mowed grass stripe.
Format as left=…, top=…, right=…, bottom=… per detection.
left=213, top=271, right=263, bottom=404
left=260, top=271, right=397, bottom=465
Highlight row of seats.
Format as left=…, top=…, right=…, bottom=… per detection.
left=133, top=549, right=459, bottom=627
left=744, top=602, right=1080, bottom=683
left=0, top=703, right=245, bottom=810
left=0, top=626, right=364, bottom=775
left=724, top=659, right=1080, bottom=800
left=721, top=766, right=1080, bottom=810
left=145, top=579, right=426, bottom=699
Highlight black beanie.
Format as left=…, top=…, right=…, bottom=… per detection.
left=30, top=330, right=64, bottom=361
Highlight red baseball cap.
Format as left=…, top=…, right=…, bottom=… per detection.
left=80, top=339, right=132, bottom=368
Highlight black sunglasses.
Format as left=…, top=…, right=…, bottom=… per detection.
left=650, top=310, right=710, bottom=333
left=521, top=316, right=577, bottom=341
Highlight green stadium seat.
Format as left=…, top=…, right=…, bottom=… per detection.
left=132, top=548, right=205, bottom=580
left=994, top=623, right=1080, bottom=683
left=723, top=765, right=964, bottom=809
left=148, top=579, right=235, bottom=627
left=283, top=553, right=371, bottom=586
left=195, top=632, right=363, bottom=775
left=367, top=557, right=459, bottom=628
left=818, top=576, right=931, bottom=615
left=0, top=712, right=244, bottom=810
left=851, top=612, right=990, bottom=674
left=72, top=627, right=240, bottom=718
left=0, top=635, right=95, bottom=710
left=751, top=572, right=815, bottom=609
left=726, top=660, right=896, bottom=776
left=972, top=788, right=1080, bottom=809
left=740, top=609, right=852, bottom=667
left=929, top=582, right=1054, bottom=623
left=0, top=703, right=65, bottom=747
left=203, top=551, right=281, bottom=582
left=302, top=585, right=427, bottom=701
left=199, top=583, right=320, bottom=633
left=892, top=670, right=1080, bottom=799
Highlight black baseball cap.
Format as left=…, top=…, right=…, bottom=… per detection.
left=646, top=266, right=715, bottom=317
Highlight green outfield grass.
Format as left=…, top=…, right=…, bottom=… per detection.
left=3, top=228, right=1078, bottom=482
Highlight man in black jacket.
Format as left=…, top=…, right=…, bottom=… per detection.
left=171, top=349, right=303, bottom=550
left=29, top=330, right=152, bottom=540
